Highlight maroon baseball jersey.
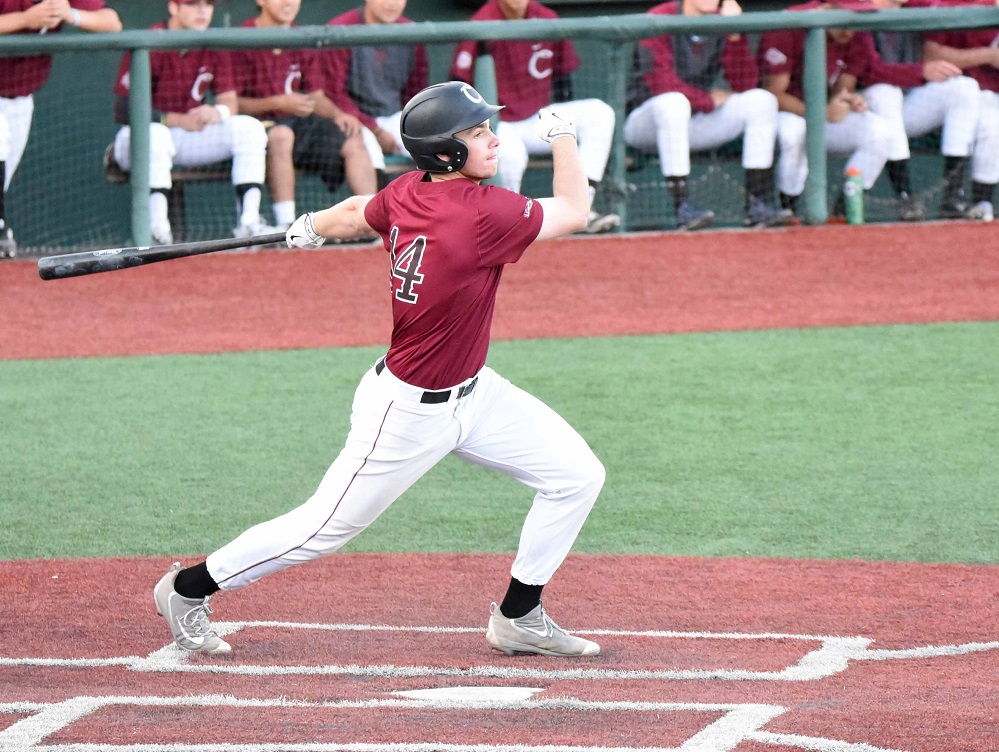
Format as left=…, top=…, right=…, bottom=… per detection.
left=113, top=22, right=237, bottom=115
left=324, top=9, right=428, bottom=131
left=925, top=26, right=999, bottom=92
left=635, top=1, right=758, bottom=114
left=364, top=172, right=543, bottom=389
left=757, top=2, right=869, bottom=100
left=450, top=1, right=579, bottom=122
left=229, top=18, right=325, bottom=119
left=0, top=0, right=106, bottom=97
left=851, top=32, right=923, bottom=89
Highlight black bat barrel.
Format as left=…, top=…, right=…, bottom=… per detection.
left=37, top=233, right=287, bottom=281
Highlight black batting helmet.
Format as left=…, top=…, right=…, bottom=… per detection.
left=400, top=82, right=503, bottom=173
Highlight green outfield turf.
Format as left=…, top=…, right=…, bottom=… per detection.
left=3, top=322, right=997, bottom=564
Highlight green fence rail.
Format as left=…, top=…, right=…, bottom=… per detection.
left=3, top=6, right=998, bottom=242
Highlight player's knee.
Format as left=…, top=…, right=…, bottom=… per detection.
left=865, top=83, right=903, bottom=113
left=569, top=450, right=606, bottom=498
left=230, top=114, right=268, bottom=150
left=148, top=122, right=175, bottom=156
left=267, top=125, right=295, bottom=156
left=587, top=456, right=606, bottom=495
left=341, top=132, right=369, bottom=160
left=777, top=114, right=806, bottom=154
left=499, top=138, right=529, bottom=174
left=950, top=75, right=981, bottom=102
left=650, top=92, right=691, bottom=126
left=585, top=98, right=616, bottom=130
left=741, top=88, right=778, bottom=115
left=865, top=113, right=894, bottom=154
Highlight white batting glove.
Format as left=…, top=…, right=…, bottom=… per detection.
left=536, top=108, right=577, bottom=144
left=286, top=212, right=325, bottom=250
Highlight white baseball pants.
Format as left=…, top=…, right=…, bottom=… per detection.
left=863, top=77, right=981, bottom=160
left=0, top=95, right=34, bottom=190
left=623, top=89, right=779, bottom=176
left=776, top=110, right=892, bottom=196
left=113, top=115, right=267, bottom=190
left=207, top=361, right=605, bottom=591
left=496, top=99, right=615, bottom=192
left=360, top=111, right=411, bottom=172
left=973, top=90, right=999, bottom=185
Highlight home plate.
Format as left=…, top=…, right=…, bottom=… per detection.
left=392, top=686, right=544, bottom=703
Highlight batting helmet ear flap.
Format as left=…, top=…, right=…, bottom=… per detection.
left=401, top=81, right=503, bottom=173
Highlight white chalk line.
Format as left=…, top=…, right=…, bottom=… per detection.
left=1, top=625, right=992, bottom=751
left=0, top=693, right=909, bottom=752
left=1, top=623, right=995, bottom=682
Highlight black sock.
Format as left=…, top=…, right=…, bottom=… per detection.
left=173, top=561, right=220, bottom=599
left=745, top=168, right=774, bottom=209
left=972, top=181, right=996, bottom=205
left=886, top=160, right=912, bottom=198
left=0, top=161, right=6, bottom=226
left=234, top=183, right=263, bottom=215
left=665, top=176, right=688, bottom=214
left=499, top=577, right=544, bottom=619
left=942, top=155, right=968, bottom=202
left=779, top=191, right=798, bottom=213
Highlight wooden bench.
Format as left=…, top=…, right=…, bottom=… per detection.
left=103, top=146, right=418, bottom=241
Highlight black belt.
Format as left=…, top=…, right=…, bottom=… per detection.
left=375, top=357, right=478, bottom=404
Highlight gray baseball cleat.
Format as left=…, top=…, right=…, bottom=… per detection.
left=153, top=562, right=231, bottom=654
left=965, top=200, right=994, bottom=222
left=577, top=210, right=621, bottom=234
left=676, top=201, right=715, bottom=231
left=0, top=222, right=17, bottom=259
left=486, top=601, right=600, bottom=657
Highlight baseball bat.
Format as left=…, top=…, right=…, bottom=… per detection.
left=37, top=232, right=287, bottom=281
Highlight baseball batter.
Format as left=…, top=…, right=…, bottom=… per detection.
left=450, top=0, right=620, bottom=234
left=112, top=0, right=277, bottom=245
left=0, top=0, right=121, bottom=257
left=625, top=0, right=794, bottom=230
left=154, top=82, right=605, bottom=659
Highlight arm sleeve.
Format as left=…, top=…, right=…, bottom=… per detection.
left=402, top=44, right=430, bottom=106
left=475, top=187, right=544, bottom=267
left=211, top=52, right=237, bottom=97
left=758, top=30, right=796, bottom=77
left=855, top=32, right=924, bottom=88
left=643, top=36, right=715, bottom=113
left=723, top=35, right=759, bottom=92
left=363, top=187, right=390, bottom=236
left=450, top=39, right=479, bottom=84
left=323, top=48, right=377, bottom=130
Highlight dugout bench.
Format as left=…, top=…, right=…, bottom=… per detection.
left=104, top=130, right=949, bottom=238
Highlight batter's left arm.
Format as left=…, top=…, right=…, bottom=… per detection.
left=308, top=195, right=375, bottom=243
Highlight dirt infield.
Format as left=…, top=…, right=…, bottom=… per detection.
left=1, top=554, right=997, bottom=751
left=2, top=223, right=999, bottom=751
left=3, top=223, right=999, bottom=359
